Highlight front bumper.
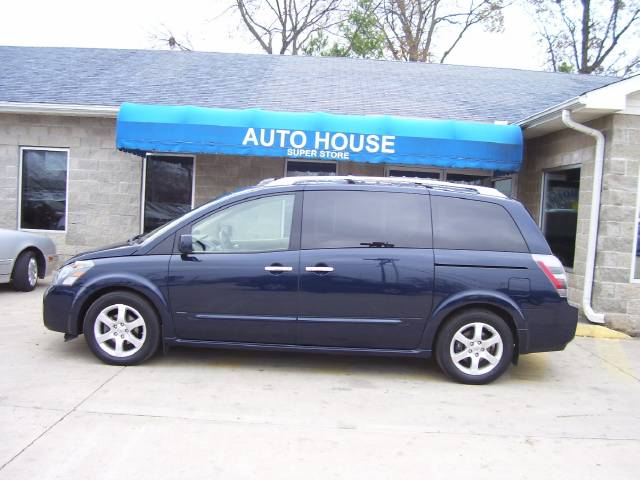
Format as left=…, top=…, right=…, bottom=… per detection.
left=44, top=254, right=60, bottom=277
left=43, top=283, right=77, bottom=334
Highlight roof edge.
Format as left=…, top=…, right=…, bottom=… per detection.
left=517, top=74, right=640, bottom=133
left=0, top=101, right=118, bottom=117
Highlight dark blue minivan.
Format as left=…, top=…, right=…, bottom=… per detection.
left=43, top=176, right=577, bottom=384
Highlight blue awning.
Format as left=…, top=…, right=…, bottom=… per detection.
left=116, top=103, right=523, bottom=172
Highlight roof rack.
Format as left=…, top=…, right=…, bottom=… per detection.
left=260, top=175, right=506, bottom=198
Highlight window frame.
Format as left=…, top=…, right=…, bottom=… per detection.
left=182, top=191, right=302, bottom=255
left=141, top=153, right=196, bottom=235
left=631, top=166, right=640, bottom=283
left=18, top=146, right=70, bottom=233
left=284, top=158, right=337, bottom=177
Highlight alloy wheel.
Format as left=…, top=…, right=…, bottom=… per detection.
left=93, top=304, right=147, bottom=358
left=27, top=257, right=38, bottom=287
left=449, top=322, right=503, bottom=376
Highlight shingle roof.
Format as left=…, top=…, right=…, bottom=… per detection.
left=0, top=45, right=619, bottom=123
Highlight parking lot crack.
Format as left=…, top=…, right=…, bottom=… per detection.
left=0, top=366, right=125, bottom=472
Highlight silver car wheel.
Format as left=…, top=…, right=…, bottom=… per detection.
left=93, top=304, right=147, bottom=358
left=27, top=257, right=38, bottom=287
left=449, top=322, right=503, bottom=376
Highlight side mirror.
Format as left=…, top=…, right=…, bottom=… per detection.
left=178, top=234, right=194, bottom=254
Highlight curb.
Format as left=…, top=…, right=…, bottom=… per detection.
left=575, top=323, right=631, bottom=340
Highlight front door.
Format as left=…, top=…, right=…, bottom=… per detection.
left=168, top=193, right=300, bottom=344
left=297, top=190, right=434, bottom=350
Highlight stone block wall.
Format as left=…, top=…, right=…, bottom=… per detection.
left=520, top=114, right=640, bottom=334
left=0, top=113, right=142, bottom=259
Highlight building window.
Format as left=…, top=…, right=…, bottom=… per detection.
left=19, top=148, right=68, bottom=231
left=635, top=212, right=640, bottom=280
left=634, top=180, right=640, bottom=280
left=541, top=167, right=581, bottom=268
left=387, top=168, right=442, bottom=179
left=143, top=155, right=194, bottom=234
left=286, top=160, right=336, bottom=177
left=492, top=177, right=514, bottom=198
left=445, top=172, right=491, bottom=185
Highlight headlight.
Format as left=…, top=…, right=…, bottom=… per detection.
left=53, top=260, right=95, bottom=286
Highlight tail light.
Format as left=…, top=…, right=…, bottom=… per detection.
left=532, top=254, right=567, bottom=297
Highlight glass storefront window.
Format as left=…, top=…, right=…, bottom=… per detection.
left=541, top=167, right=581, bottom=268
left=635, top=211, right=640, bottom=280
left=388, top=168, right=441, bottom=179
left=492, top=178, right=513, bottom=197
left=20, top=148, right=68, bottom=231
left=445, top=172, right=491, bottom=185
left=143, top=155, right=194, bottom=233
left=286, top=160, right=336, bottom=176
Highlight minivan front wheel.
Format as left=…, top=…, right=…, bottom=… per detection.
left=436, top=309, right=514, bottom=385
left=83, top=291, right=160, bottom=366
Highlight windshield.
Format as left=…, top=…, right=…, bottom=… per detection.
left=136, top=186, right=259, bottom=245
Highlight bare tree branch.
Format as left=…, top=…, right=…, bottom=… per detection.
left=380, top=0, right=505, bottom=62
left=528, top=0, right=640, bottom=76
left=233, top=0, right=341, bottom=55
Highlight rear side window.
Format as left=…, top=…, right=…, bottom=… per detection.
left=432, top=196, right=528, bottom=252
left=302, top=191, right=431, bottom=249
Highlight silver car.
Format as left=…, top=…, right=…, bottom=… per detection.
left=0, top=229, right=57, bottom=291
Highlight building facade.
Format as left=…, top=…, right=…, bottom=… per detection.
left=1, top=46, right=639, bottom=334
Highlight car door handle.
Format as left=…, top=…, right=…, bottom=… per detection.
left=264, top=265, right=293, bottom=272
left=305, top=266, right=334, bottom=273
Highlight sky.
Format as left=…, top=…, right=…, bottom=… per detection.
left=0, top=0, right=547, bottom=71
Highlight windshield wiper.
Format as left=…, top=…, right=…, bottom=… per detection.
left=360, top=241, right=395, bottom=248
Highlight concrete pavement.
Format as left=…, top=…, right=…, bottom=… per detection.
left=1, top=280, right=639, bottom=479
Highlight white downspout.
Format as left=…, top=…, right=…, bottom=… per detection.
left=560, top=109, right=605, bottom=324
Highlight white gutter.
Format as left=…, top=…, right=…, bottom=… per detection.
left=561, top=109, right=606, bottom=324
left=0, top=102, right=118, bottom=117
left=517, top=97, right=583, bottom=128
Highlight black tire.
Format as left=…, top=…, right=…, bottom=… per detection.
left=435, top=309, right=514, bottom=385
left=11, top=250, right=38, bottom=292
left=83, top=291, right=161, bottom=366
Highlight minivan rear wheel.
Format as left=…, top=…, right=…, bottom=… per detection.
left=83, top=291, right=160, bottom=366
left=435, top=309, right=514, bottom=385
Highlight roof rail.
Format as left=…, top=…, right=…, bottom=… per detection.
left=261, top=175, right=506, bottom=198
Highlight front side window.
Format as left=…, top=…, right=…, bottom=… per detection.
left=20, top=148, right=68, bottom=231
left=541, top=167, right=580, bottom=268
left=432, top=196, right=528, bottom=252
left=302, top=191, right=431, bottom=249
left=445, top=172, right=491, bottom=185
left=143, top=155, right=194, bottom=233
left=191, top=194, right=295, bottom=253
left=286, top=160, right=336, bottom=177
